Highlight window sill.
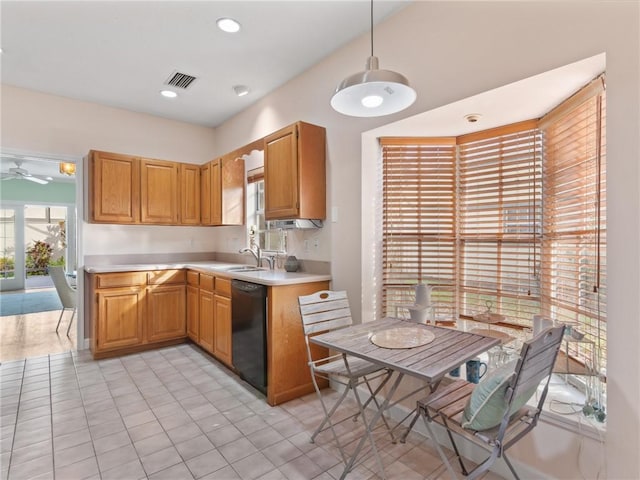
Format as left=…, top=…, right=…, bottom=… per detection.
left=537, top=373, right=606, bottom=442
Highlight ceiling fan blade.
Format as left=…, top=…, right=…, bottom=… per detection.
left=23, top=175, right=49, bottom=185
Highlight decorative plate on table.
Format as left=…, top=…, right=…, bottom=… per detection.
left=370, top=327, right=435, bottom=349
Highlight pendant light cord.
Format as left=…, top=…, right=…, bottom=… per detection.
left=370, top=0, right=374, bottom=57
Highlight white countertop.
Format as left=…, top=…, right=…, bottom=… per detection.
left=84, top=261, right=331, bottom=286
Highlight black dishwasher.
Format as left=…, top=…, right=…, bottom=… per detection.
left=231, top=280, right=268, bottom=394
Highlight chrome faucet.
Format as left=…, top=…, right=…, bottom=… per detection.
left=239, top=245, right=261, bottom=267
left=262, top=255, right=276, bottom=270
left=239, top=245, right=276, bottom=270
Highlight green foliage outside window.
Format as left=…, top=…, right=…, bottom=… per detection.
left=26, top=240, right=53, bottom=276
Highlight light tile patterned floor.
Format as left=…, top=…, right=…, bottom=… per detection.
left=0, top=344, right=504, bottom=480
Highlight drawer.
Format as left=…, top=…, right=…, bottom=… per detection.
left=200, top=274, right=214, bottom=291
left=215, top=277, right=231, bottom=297
left=186, top=270, right=200, bottom=286
left=147, top=269, right=185, bottom=285
left=95, top=272, right=147, bottom=289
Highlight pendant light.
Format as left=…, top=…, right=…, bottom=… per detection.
left=330, top=0, right=416, bottom=117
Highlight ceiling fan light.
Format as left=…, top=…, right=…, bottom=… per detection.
left=59, top=162, right=76, bottom=175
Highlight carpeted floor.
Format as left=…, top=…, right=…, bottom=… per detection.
left=0, top=290, right=62, bottom=316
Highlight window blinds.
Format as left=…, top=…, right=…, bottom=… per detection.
left=381, top=138, right=457, bottom=314
left=458, top=122, right=542, bottom=324
left=379, top=77, right=606, bottom=370
left=540, top=78, right=606, bottom=368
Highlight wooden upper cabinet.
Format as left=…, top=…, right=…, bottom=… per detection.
left=201, top=155, right=245, bottom=226
left=89, top=150, right=140, bottom=223
left=140, top=158, right=179, bottom=224
left=180, top=163, right=201, bottom=225
left=210, top=159, right=223, bottom=225
left=264, top=122, right=326, bottom=220
left=200, top=162, right=212, bottom=225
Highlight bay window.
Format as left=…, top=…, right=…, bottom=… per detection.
left=380, top=76, right=606, bottom=372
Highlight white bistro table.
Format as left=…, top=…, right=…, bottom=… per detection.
left=310, top=317, right=500, bottom=479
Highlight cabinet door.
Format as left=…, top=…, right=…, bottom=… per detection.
left=213, top=294, right=232, bottom=366
left=186, top=284, right=199, bottom=342
left=200, top=163, right=212, bottom=225
left=264, top=124, right=299, bottom=219
left=90, top=150, right=140, bottom=223
left=210, top=159, right=223, bottom=225
left=141, top=158, right=179, bottom=224
left=96, top=287, right=145, bottom=351
left=199, top=290, right=214, bottom=353
left=180, top=163, right=201, bottom=225
left=220, top=155, right=245, bottom=225
left=147, top=284, right=186, bottom=342
left=266, top=281, right=330, bottom=406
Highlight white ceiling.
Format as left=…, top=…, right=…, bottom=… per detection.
left=1, top=1, right=408, bottom=128
left=0, top=0, right=408, bottom=183
left=0, top=1, right=605, bottom=184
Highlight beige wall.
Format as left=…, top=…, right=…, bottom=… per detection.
left=213, top=2, right=639, bottom=479
left=1, top=85, right=217, bottom=162
left=0, top=85, right=220, bottom=257
left=1, top=1, right=638, bottom=478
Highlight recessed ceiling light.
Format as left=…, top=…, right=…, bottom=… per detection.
left=160, top=90, right=178, bottom=98
left=233, top=85, right=250, bottom=97
left=217, top=17, right=241, bottom=33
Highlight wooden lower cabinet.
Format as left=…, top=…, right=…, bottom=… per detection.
left=199, top=289, right=215, bottom=354
left=213, top=294, right=232, bottom=366
left=91, top=269, right=330, bottom=406
left=267, top=280, right=330, bottom=406
left=186, top=284, right=199, bottom=342
left=95, top=287, right=145, bottom=351
left=147, top=284, right=186, bottom=342
left=90, top=271, right=186, bottom=358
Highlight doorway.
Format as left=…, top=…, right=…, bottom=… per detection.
left=1, top=152, right=79, bottom=361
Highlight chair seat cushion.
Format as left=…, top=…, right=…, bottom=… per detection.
left=461, top=360, right=537, bottom=431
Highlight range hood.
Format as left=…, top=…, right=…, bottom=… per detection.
left=271, top=219, right=323, bottom=230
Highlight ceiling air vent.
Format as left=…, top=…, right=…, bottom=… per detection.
left=165, top=71, right=197, bottom=89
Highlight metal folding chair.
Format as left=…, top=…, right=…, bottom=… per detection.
left=298, top=290, right=393, bottom=467
left=417, top=325, right=565, bottom=480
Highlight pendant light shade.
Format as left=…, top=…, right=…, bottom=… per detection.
left=330, top=1, right=416, bottom=117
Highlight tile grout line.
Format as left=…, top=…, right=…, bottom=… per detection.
left=5, top=358, right=26, bottom=479
left=49, top=354, right=55, bottom=480
left=143, top=347, right=221, bottom=478
left=70, top=350, right=103, bottom=480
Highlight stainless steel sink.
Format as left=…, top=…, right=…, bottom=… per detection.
left=225, top=266, right=265, bottom=272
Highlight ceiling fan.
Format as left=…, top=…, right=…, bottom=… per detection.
left=1, top=160, right=52, bottom=185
